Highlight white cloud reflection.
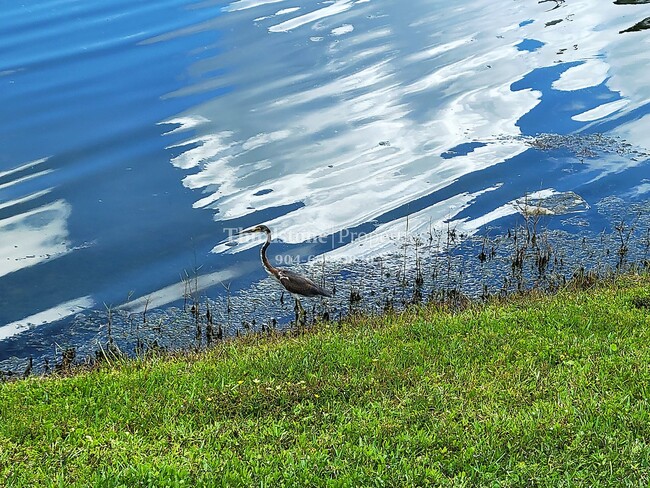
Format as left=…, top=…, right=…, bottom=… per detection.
left=0, top=296, right=93, bottom=341
left=0, top=158, right=74, bottom=278
left=269, top=0, right=354, bottom=33
left=553, top=59, right=610, bottom=91
left=331, top=24, right=353, bottom=36
left=0, top=200, right=72, bottom=278
left=119, top=269, right=239, bottom=312
left=573, top=99, right=629, bottom=122
left=223, top=0, right=286, bottom=13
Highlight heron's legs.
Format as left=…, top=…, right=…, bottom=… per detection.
left=294, top=297, right=307, bottom=327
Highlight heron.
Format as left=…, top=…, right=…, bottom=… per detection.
left=238, top=225, right=331, bottom=323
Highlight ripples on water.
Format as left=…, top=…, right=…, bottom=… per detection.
left=1, top=0, right=650, bottom=369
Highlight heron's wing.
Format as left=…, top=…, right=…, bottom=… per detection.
left=277, top=268, right=331, bottom=297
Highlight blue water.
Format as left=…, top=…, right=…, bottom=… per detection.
left=1, top=0, right=650, bottom=369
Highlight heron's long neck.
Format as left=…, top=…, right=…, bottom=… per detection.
left=260, top=230, right=278, bottom=277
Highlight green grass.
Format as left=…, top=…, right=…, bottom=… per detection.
left=2, top=276, right=650, bottom=486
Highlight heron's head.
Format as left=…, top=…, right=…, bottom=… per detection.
left=238, top=224, right=271, bottom=235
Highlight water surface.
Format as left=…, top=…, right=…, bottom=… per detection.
left=1, top=0, right=650, bottom=369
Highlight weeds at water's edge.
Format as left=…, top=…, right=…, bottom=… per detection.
left=5, top=269, right=648, bottom=383
left=4, top=201, right=650, bottom=381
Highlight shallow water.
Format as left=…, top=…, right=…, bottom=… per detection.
left=1, top=0, right=650, bottom=370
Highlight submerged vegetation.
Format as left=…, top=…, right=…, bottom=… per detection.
left=1, top=273, right=650, bottom=485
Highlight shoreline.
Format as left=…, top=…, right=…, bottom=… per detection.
left=2, top=272, right=649, bottom=484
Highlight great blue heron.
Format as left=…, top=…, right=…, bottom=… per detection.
left=238, top=225, right=331, bottom=322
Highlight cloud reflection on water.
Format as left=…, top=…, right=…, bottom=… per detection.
left=0, top=158, right=73, bottom=279
left=163, top=0, right=552, bottom=254
left=169, top=0, right=649, bottom=262
left=0, top=296, right=93, bottom=342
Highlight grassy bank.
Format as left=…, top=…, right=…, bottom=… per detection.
left=1, top=276, right=650, bottom=486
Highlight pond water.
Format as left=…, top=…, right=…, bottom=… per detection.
left=1, top=0, right=650, bottom=371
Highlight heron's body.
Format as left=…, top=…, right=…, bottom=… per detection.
left=270, top=268, right=331, bottom=298
left=241, top=225, right=331, bottom=300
